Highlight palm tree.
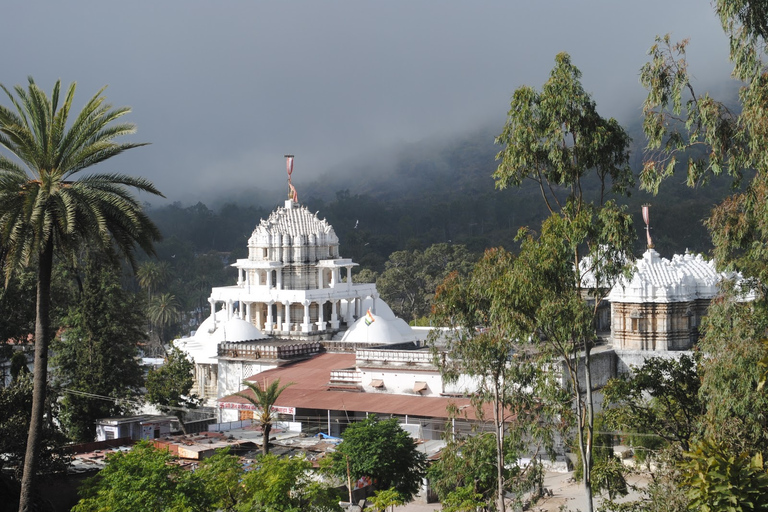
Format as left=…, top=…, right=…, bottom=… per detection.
left=235, top=378, right=293, bottom=455
left=148, top=292, right=181, bottom=347
left=0, top=77, right=163, bottom=512
left=137, top=260, right=171, bottom=300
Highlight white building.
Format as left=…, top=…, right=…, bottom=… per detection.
left=608, top=248, right=720, bottom=352
left=177, top=198, right=428, bottom=405
left=179, top=194, right=742, bottom=437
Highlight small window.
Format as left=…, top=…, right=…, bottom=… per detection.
left=413, top=381, right=428, bottom=393
left=369, top=379, right=384, bottom=389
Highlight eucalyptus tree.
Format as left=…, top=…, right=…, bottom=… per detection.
left=494, top=53, right=635, bottom=512
left=235, top=378, right=293, bottom=455
left=432, top=247, right=567, bottom=512
left=0, top=77, right=162, bottom=511
left=640, top=0, right=768, bottom=462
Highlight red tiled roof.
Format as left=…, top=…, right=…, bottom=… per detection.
left=219, top=353, right=483, bottom=421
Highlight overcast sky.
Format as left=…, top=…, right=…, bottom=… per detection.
left=2, top=1, right=732, bottom=204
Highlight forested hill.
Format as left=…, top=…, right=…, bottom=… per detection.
left=149, top=121, right=740, bottom=274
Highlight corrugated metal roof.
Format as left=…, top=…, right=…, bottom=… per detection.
left=219, top=353, right=483, bottom=420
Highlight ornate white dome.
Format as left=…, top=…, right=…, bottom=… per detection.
left=608, top=249, right=720, bottom=303
left=248, top=201, right=338, bottom=247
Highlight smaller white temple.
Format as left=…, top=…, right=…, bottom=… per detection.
left=608, top=249, right=720, bottom=351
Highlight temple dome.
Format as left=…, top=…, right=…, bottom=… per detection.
left=248, top=200, right=338, bottom=246
left=211, top=317, right=269, bottom=343
left=341, top=313, right=409, bottom=344
left=608, top=249, right=720, bottom=303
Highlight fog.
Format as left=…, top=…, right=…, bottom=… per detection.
left=1, top=1, right=732, bottom=204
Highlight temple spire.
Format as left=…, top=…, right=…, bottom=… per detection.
left=642, top=204, right=654, bottom=249
left=285, top=154, right=298, bottom=203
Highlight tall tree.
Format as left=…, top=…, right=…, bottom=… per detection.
left=640, top=0, right=768, bottom=474
left=431, top=247, right=567, bottom=512
left=234, top=378, right=293, bottom=455
left=0, top=77, right=163, bottom=511
left=494, top=53, right=635, bottom=512
left=53, top=258, right=146, bottom=442
left=137, top=260, right=171, bottom=300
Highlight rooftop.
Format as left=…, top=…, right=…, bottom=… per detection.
left=219, top=352, right=484, bottom=421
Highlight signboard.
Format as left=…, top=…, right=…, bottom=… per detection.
left=218, top=402, right=296, bottom=415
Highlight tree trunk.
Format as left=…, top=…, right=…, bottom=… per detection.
left=583, top=346, right=595, bottom=512
left=494, top=380, right=506, bottom=512
left=570, top=350, right=594, bottom=512
left=262, top=422, right=271, bottom=456
left=19, top=241, right=53, bottom=512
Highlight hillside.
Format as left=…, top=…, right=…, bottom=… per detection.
left=152, top=119, right=741, bottom=273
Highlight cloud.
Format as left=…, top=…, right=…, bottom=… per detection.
left=0, top=1, right=732, bottom=203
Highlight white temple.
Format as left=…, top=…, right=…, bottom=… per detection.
left=608, top=248, right=721, bottom=351
left=176, top=198, right=419, bottom=404
left=175, top=191, right=748, bottom=418
left=209, top=198, right=378, bottom=338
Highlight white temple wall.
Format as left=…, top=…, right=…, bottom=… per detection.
left=359, top=368, right=443, bottom=396
left=217, top=359, right=281, bottom=401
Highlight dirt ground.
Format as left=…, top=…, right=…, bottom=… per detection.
left=394, top=470, right=650, bottom=512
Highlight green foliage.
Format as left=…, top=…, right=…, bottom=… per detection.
left=239, top=454, right=342, bottom=512
left=440, top=485, right=488, bottom=512
left=74, top=443, right=341, bottom=512
left=495, top=52, right=633, bottom=208
left=53, top=259, right=146, bottom=443
left=640, top=5, right=768, bottom=292
left=0, top=76, right=162, bottom=511
left=367, top=487, right=405, bottom=512
left=0, top=375, right=69, bottom=479
left=633, top=5, right=768, bottom=509
left=234, top=378, right=293, bottom=455
left=192, top=448, right=246, bottom=512
left=697, top=297, right=768, bottom=455
left=681, top=439, right=768, bottom=512
left=148, top=292, right=182, bottom=343
left=376, top=243, right=477, bottom=322
left=145, top=346, right=199, bottom=419
left=0, top=270, right=36, bottom=344
left=9, top=350, right=29, bottom=381
left=327, top=417, right=427, bottom=502
left=598, top=446, right=691, bottom=512
left=74, top=441, right=204, bottom=512
left=603, top=354, right=703, bottom=453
